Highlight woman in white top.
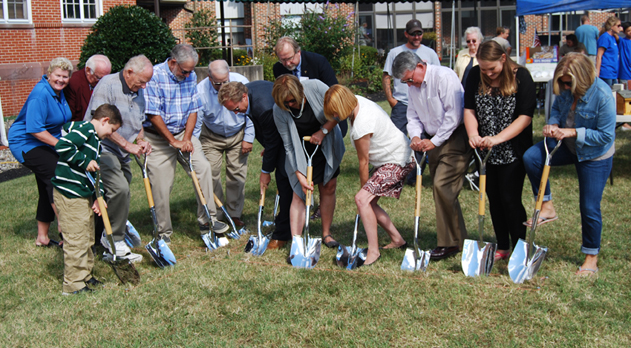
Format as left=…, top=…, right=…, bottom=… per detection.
left=324, top=85, right=414, bottom=266
left=454, top=27, right=483, bottom=87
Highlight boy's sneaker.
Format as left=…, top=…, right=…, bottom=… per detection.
left=62, top=287, right=93, bottom=296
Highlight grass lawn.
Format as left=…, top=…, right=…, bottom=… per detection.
left=1, top=102, right=631, bottom=347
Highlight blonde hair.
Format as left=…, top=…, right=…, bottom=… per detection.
left=218, top=82, right=248, bottom=105
left=48, top=57, right=73, bottom=76
left=600, top=16, right=620, bottom=36
left=477, top=41, right=520, bottom=96
left=552, top=53, right=595, bottom=97
left=272, top=74, right=304, bottom=111
left=323, top=85, right=357, bottom=122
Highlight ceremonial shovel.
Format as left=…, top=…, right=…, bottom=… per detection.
left=401, top=152, right=431, bottom=272
left=336, top=214, right=367, bottom=270
left=461, top=148, right=497, bottom=277
left=244, top=189, right=273, bottom=256
left=509, top=138, right=562, bottom=284
left=288, top=136, right=322, bottom=268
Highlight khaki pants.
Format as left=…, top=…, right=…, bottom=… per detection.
left=100, top=153, right=132, bottom=242
left=54, top=189, right=95, bottom=293
left=427, top=125, right=472, bottom=249
left=199, top=125, right=249, bottom=218
left=144, top=131, right=217, bottom=239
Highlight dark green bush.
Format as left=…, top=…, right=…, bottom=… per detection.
left=232, top=49, right=252, bottom=66
left=80, top=5, right=176, bottom=72
left=185, top=9, right=220, bottom=67
left=359, top=45, right=379, bottom=67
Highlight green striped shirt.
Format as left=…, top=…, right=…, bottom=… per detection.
left=52, top=121, right=104, bottom=198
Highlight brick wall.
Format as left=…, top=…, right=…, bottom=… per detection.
left=0, top=0, right=133, bottom=117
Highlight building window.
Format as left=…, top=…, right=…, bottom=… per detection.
left=0, top=0, right=31, bottom=23
left=61, top=0, right=100, bottom=23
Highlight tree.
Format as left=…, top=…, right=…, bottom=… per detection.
left=80, top=5, right=176, bottom=72
left=185, top=9, right=220, bottom=67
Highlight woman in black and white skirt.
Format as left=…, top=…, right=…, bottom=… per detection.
left=324, top=85, right=414, bottom=266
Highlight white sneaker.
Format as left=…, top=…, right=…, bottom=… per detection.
left=102, top=251, right=143, bottom=264
left=100, top=231, right=132, bottom=257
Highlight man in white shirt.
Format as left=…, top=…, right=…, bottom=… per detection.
left=195, top=60, right=251, bottom=227
left=382, top=19, right=440, bottom=135
left=392, top=51, right=472, bottom=261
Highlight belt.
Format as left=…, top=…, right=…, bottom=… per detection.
left=143, top=127, right=160, bottom=135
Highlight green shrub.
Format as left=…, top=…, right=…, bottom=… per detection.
left=232, top=49, right=252, bottom=66
left=185, top=9, right=220, bottom=67
left=262, top=19, right=299, bottom=55
left=252, top=50, right=277, bottom=82
left=80, top=5, right=176, bottom=72
left=300, top=4, right=355, bottom=70
left=359, top=46, right=379, bottom=67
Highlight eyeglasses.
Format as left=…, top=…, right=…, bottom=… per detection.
left=408, top=32, right=423, bottom=37
left=558, top=79, right=572, bottom=88
left=400, top=67, right=418, bottom=84
left=279, top=52, right=298, bottom=63
left=284, top=98, right=297, bottom=108
left=178, top=63, right=193, bottom=75
left=466, top=40, right=477, bottom=44
left=210, top=76, right=228, bottom=86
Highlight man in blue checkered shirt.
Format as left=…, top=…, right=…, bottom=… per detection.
left=143, top=44, right=229, bottom=245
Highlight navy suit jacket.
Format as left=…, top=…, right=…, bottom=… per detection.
left=246, top=80, right=283, bottom=174
left=273, top=51, right=338, bottom=87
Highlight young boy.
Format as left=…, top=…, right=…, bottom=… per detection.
left=52, top=104, right=122, bottom=295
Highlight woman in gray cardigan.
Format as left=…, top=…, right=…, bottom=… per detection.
left=272, top=75, right=345, bottom=248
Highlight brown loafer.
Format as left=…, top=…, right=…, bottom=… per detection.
left=232, top=217, right=245, bottom=227
left=267, top=239, right=287, bottom=249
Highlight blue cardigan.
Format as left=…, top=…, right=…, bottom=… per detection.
left=8, top=76, right=71, bottom=163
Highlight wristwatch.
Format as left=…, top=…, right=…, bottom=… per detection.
left=321, top=127, right=329, bottom=135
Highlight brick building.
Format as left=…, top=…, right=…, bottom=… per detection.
left=0, top=0, right=627, bottom=117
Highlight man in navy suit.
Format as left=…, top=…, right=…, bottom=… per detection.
left=218, top=81, right=292, bottom=249
left=272, top=36, right=347, bottom=137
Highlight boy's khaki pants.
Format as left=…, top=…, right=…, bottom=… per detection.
left=54, top=189, right=95, bottom=293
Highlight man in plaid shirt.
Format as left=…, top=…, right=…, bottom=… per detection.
left=143, top=44, right=228, bottom=244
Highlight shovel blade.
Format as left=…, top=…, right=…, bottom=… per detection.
left=124, top=221, right=142, bottom=248
left=145, top=239, right=176, bottom=268
left=201, top=233, right=229, bottom=251
left=508, top=238, right=548, bottom=284
left=461, top=239, right=497, bottom=277
left=102, top=257, right=141, bottom=285
left=335, top=245, right=367, bottom=270
left=401, top=248, right=431, bottom=272
left=244, top=235, right=271, bottom=256
left=289, top=235, right=322, bottom=269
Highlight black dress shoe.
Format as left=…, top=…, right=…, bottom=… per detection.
left=86, top=277, right=103, bottom=288
left=429, top=246, right=459, bottom=260
left=62, top=287, right=94, bottom=296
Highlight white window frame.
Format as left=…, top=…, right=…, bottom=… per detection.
left=0, top=0, right=32, bottom=24
left=60, top=0, right=102, bottom=24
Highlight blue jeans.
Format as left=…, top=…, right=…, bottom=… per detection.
left=390, top=101, right=408, bottom=135
left=599, top=77, right=616, bottom=87
left=523, top=140, right=612, bottom=255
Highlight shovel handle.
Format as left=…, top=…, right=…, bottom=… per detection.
left=535, top=165, right=551, bottom=211
left=305, top=165, right=313, bottom=205
left=303, top=136, right=311, bottom=141
left=213, top=193, right=224, bottom=208
left=259, top=189, right=266, bottom=206
left=143, top=177, right=155, bottom=207
left=414, top=172, right=422, bottom=217
left=190, top=170, right=208, bottom=206
left=97, top=196, right=113, bottom=236
left=478, top=174, right=487, bottom=216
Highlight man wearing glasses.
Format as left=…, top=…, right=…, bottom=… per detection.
left=65, top=54, right=111, bottom=122
left=392, top=51, right=471, bottom=261
left=382, top=19, right=440, bottom=136
left=194, top=60, right=251, bottom=227
left=143, top=44, right=229, bottom=245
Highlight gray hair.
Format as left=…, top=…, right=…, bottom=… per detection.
left=48, top=57, right=73, bottom=75
left=392, top=51, right=425, bottom=79
left=85, top=54, right=111, bottom=71
left=208, top=60, right=229, bottom=78
left=463, top=26, right=484, bottom=42
left=275, top=36, right=300, bottom=56
left=171, top=44, right=199, bottom=65
left=124, top=54, right=152, bottom=74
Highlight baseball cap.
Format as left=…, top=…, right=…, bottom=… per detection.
left=406, top=19, right=423, bottom=34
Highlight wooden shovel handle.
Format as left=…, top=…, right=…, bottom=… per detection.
left=259, top=189, right=266, bottom=206
left=97, top=196, right=113, bottom=236
left=213, top=193, right=223, bottom=208
left=535, top=165, right=551, bottom=211
left=478, top=174, right=487, bottom=216
left=143, top=178, right=154, bottom=207
left=303, top=136, right=311, bottom=141
left=190, top=170, right=208, bottom=206
left=306, top=165, right=313, bottom=205
left=414, top=172, right=422, bottom=217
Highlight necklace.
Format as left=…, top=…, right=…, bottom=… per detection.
left=289, top=97, right=306, bottom=119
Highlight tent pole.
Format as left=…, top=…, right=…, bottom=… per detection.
left=450, top=1, right=455, bottom=69
left=515, top=16, right=520, bottom=59
left=548, top=13, right=551, bottom=46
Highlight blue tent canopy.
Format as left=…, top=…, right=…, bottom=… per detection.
left=517, top=0, right=630, bottom=16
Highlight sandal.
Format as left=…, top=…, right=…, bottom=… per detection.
left=494, top=250, right=510, bottom=261
left=576, top=266, right=599, bottom=276
left=322, top=235, right=339, bottom=248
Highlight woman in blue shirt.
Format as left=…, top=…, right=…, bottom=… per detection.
left=523, top=53, right=616, bottom=276
left=596, top=16, right=622, bottom=86
left=8, top=57, right=73, bottom=247
left=618, top=22, right=631, bottom=86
